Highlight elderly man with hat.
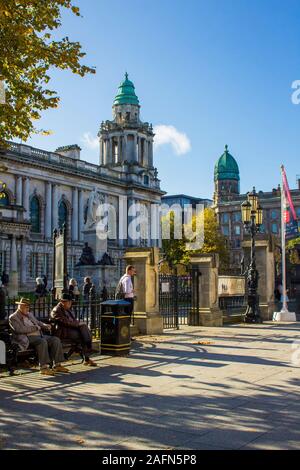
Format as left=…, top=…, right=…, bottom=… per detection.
left=50, top=293, right=97, bottom=366
left=9, top=298, right=69, bottom=376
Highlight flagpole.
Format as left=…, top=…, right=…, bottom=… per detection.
left=280, top=165, right=288, bottom=313
left=273, top=165, right=296, bottom=321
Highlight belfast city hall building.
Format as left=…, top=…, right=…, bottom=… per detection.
left=0, top=74, right=164, bottom=292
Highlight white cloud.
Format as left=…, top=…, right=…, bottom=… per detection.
left=153, top=124, right=191, bottom=156
left=81, top=132, right=99, bottom=150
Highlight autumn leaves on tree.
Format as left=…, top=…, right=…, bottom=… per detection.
left=0, top=0, right=95, bottom=147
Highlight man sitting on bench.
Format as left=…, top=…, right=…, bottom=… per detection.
left=9, top=298, right=69, bottom=376
left=50, top=293, right=97, bottom=367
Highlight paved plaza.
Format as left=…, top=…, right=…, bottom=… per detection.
left=0, top=322, right=299, bottom=450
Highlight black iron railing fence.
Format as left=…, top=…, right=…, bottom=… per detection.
left=159, top=271, right=200, bottom=329
left=219, top=296, right=246, bottom=312
left=2, top=285, right=137, bottom=338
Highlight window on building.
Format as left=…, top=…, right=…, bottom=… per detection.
left=233, top=212, right=242, bottom=222
left=41, top=253, right=50, bottom=278
left=260, top=224, right=266, bottom=233
left=30, top=195, right=41, bottom=233
left=234, top=225, right=241, bottom=236
left=222, top=213, right=229, bottom=223
left=143, top=175, right=149, bottom=185
left=58, top=201, right=68, bottom=230
left=0, top=191, right=9, bottom=206
left=113, top=140, right=118, bottom=163
left=0, top=251, right=6, bottom=274
left=272, top=223, right=278, bottom=234
left=271, top=209, right=279, bottom=219
left=236, top=239, right=241, bottom=248
left=222, top=225, right=229, bottom=236
left=30, top=253, right=39, bottom=278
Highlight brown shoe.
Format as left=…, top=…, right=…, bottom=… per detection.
left=53, top=365, right=70, bottom=373
left=40, top=368, right=56, bottom=376
left=84, top=359, right=97, bottom=367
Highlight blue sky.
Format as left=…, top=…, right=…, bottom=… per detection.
left=24, top=0, right=300, bottom=198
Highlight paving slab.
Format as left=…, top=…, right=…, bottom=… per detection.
left=1, top=322, right=299, bottom=450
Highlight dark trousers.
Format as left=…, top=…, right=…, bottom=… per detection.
left=125, top=298, right=134, bottom=324
left=28, top=335, right=65, bottom=368
left=64, top=325, right=92, bottom=360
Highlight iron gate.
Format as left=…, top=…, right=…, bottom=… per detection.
left=159, top=267, right=200, bottom=329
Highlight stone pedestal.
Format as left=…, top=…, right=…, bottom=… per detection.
left=242, top=236, right=276, bottom=321
left=83, top=227, right=107, bottom=263
left=190, top=253, right=223, bottom=326
left=8, top=272, right=18, bottom=298
left=273, top=309, right=297, bottom=322
left=123, top=247, right=163, bottom=335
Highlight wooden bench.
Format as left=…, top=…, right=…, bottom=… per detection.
left=0, top=319, right=84, bottom=375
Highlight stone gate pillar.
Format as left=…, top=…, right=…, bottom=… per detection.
left=242, top=235, right=276, bottom=321
left=190, top=253, right=223, bottom=326
left=123, top=247, right=163, bottom=335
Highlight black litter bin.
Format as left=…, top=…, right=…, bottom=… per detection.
left=100, top=300, right=131, bottom=356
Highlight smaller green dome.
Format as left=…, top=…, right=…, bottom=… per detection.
left=114, top=72, right=139, bottom=106
left=214, top=145, right=240, bottom=181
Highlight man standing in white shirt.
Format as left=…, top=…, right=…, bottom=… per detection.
left=120, top=265, right=136, bottom=324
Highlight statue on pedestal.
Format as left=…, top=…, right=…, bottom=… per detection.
left=98, top=252, right=114, bottom=266
left=76, top=242, right=96, bottom=266
left=84, top=188, right=105, bottom=228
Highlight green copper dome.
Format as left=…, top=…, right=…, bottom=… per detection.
left=214, top=145, right=240, bottom=181
left=113, top=73, right=139, bottom=106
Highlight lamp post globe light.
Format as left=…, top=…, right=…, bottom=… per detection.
left=241, top=187, right=263, bottom=324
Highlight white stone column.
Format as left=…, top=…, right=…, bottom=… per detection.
left=45, top=182, right=52, bottom=238
left=133, top=133, right=138, bottom=162
left=79, top=190, right=84, bottom=241
left=144, top=139, right=149, bottom=167
left=123, top=134, right=128, bottom=162
left=16, top=176, right=23, bottom=205
left=72, top=187, right=79, bottom=241
left=99, top=137, right=103, bottom=165
left=52, top=184, right=59, bottom=230
left=21, top=238, right=27, bottom=285
left=10, top=236, right=18, bottom=272
left=109, top=138, right=113, bottom=164
left=23, top=177, right=30, bottom=219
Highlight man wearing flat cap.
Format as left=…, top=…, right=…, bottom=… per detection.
left=9, top=298, right=69, bottom=376
left=50, top=293, right=97, bottom=366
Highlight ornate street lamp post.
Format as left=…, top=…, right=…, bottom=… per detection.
left=241, top=187, right=263, bottom=323
left=0, top=181, right=7, bottom=200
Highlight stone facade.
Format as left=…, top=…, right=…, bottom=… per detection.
left=0, top=75, right=164, bottom=292
left=213, top=147, right=300, bottom=269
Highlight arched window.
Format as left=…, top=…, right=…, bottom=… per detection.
left=58, top=200, right=68, bottom=229
left=30, top=196, right=40, bottom=233
left=0, top=192, right=9, bottom=206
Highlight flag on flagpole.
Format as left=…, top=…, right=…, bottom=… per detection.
left=281, top=165, right=299, bottom=240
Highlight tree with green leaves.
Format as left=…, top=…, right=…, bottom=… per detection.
left=161, top=207, right=229, bottom=271
left=161, top=211, right=189, bottom=270
left=0, top=0, right=95, bottom=147
left=189, top=208, right=230, bottom=270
